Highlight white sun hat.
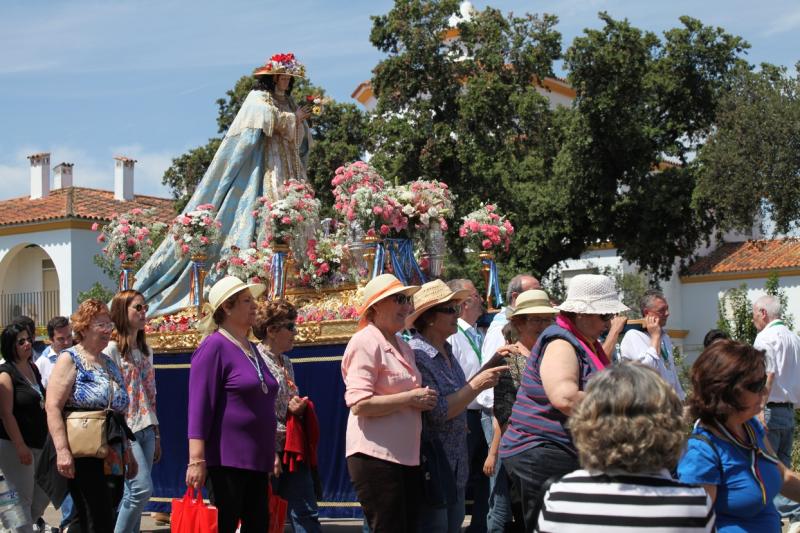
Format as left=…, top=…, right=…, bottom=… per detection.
left=554, top=274, right=629, bottom=315
left=197, top=276, right=266, bottom=333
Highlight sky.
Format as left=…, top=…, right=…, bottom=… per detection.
left=2, top=0, right=799, bottom=202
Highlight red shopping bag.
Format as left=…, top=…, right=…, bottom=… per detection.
left=268, top=485, right=288, bottom=533
left=171, top=488, right=218, bottom=533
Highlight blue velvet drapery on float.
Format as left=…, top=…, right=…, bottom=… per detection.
left=147, top=342, right=361, bottom=519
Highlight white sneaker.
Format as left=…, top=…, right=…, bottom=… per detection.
left=787, top=522, right=800, bottom=533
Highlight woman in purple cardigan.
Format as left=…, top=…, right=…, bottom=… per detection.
left=185, top=276, right=278, bottom=533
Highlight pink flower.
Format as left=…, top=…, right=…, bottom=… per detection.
left=181, top=244, right=190, bottom=254
left=120, top=225, right=130, bottom=234
left=380, top=224, right=390, bottom=235
left=130, top=208, right=143, bottom=215
left=373, top=206, right=383, bottom=215
left=97, top=234, right=106, bottom=243
left=482, top=239, right=492, bottom=249
left=91, top=222, right=99, bottom=231
left=119, top=253, right=127, bottom=261
left=180, top=216, right=192, bottom=226
left=281, top=216, right=292, bottom=224
left=459, top=227, right=467, bottom=237
left=127, top=237, right=137, bottom=246
left=366, top=228, right=376, bottom=237
left=133, top=251, right=142, bottom=259
left=200, top=236, right=209, bottom=245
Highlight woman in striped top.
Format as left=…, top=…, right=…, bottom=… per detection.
left=499, top=274, right=629, bottom=532
left=538, top=363, right=715, bottom=533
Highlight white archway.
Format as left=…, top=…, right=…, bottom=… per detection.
left=0, top=243, right=61, bottom=327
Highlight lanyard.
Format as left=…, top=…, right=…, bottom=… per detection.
left=713, top=420, right=780, bottom=505
left=660, top=337, right=670, bottom=366
left=220, top=329, right=268, bottom=394
left=457, top=325, right=482, bottom=363
left=768, top=320, right=785, bottom=328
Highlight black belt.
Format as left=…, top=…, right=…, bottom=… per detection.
left=767, top=402, right=794, bottom=408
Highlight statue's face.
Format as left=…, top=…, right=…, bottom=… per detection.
left=276, top=75, right=291, bottom=92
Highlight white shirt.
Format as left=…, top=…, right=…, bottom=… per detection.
left=754, top=319, right=800, bottom=405
left=475, top=308, right=510, bottom=410
left=619, top=328, right=685, bottom=400
left=448, top=318, right=484, bottom=410
left=35, top=345, right=59, bottom=388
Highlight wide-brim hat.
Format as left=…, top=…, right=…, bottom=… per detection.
left=253, top=52, right=306, bottom=78
left=405, top=279, right=471, bottom=329
left=510, top=289, right=558, bottom=318
left=357, top=274, right=420, bottom=330
left=197, top=276, right=266, bottom=333
left=555, top=274, right=629, bottom=315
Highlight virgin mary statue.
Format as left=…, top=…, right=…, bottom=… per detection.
left=134, top=53, right=312, bottom=316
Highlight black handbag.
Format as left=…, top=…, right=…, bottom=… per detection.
left=419, top=435, right=457, bottom=509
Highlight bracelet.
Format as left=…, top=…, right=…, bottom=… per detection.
left=188, top=459, right=206, bottom=467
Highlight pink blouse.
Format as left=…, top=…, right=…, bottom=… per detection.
left=341, top=323, right=422, bottom=466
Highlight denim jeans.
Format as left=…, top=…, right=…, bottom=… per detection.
left=480, top=412, right=512, bottom=533
left=275, top=461, right=322, bottom=533
left=114, top=425, right=156, bottom=533
left=765, top=405, right=800, bottom=523
left=417, top=487, right=465, bottom=533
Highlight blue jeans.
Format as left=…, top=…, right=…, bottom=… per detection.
left=481, top=413, right=512, bottom=533
left=275, top=461, right=322, bottom=533
left=114, top=426, right=156, bottom=533
left=417, top=487, right=465, bottom=533
left=765, top=405, right=800, bottom=523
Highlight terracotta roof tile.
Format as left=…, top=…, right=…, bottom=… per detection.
left=685, top=239, right=800, bottom=276
left=0, top=187, right=175, bottom=227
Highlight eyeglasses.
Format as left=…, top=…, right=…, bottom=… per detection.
left=16, top=337, right=31, bottom=347
left=91, top=322, right=114, bottom=331
left=131, top=303, right=149, bottom=313
left=744, top=375, right=767, bottom=393
left=283, top=323, right=296, bottom=333
left=434, top=304, right=462, bottom=315
left=393, top=294, right=413, bottom=305
left=523, top=316, right=555, bottom=325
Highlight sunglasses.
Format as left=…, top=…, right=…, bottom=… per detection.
left=92, top=322, right=114, bottom=331
left=598, top=313, right=615, bottom=321
left=744, top=375, right=767, bottom=394
left=434, top=304, right=462, bottom=315
left=523, top=316, right=555, bottom=325
left=393, top=294, right=413, bottom=305
left=16, top=337, right=31, bottom=347
left=283, top=323, right=296, bottom=332
left=131, top=303, right=149, bottom=313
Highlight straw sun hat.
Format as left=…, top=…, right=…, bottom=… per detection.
left=509, top=290, right=558, bottom=318
left=197, top=276, right=266, bottom=333
left=554, top=274, right=629, bottom=315
left=405, top=279, right=471, bottom=329
left=357, top=274, right=420, bottom=330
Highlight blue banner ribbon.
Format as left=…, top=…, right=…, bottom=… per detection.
left=271, top=251, right=286, bottom=299
left=385, top=238, right=427, bottom=285
left=191, top=259, right=205, bottom=306
left=371, top=241, right=386, bottom=280
left=120, top=267, right=133, bottom=291
left=482, top=257, right=504, bottom=308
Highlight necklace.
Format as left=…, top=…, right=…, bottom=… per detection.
left=220, top=329, right=269, bottom=394
left=17, top=362, right=43, bottom=410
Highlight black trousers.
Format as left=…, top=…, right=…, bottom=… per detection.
left=502, top=443, right=578, bottom=533
left=347, top=453, right=420, bottom=533
left=68, top=457, right=123, bottom=533
left=207, top=465, right=270, bottom=533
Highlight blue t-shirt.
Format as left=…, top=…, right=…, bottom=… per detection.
left=678, top=419, right=781, bottom=533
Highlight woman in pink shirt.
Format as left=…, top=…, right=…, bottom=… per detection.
left=342, top=274, right=438, bottom=533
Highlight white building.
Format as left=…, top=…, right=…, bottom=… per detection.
left=0, top=153, right=174, bottom=328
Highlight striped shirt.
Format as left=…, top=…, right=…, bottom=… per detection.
left=538, top=469, right=716, bottom=533
left=499, top=325, right=602, bottom=458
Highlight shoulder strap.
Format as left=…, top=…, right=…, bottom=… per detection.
left=689, top=433, right=723, bottom=478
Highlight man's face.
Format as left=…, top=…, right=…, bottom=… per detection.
left=753, top=307, right=768, bottom=332
left=50, top=325, right=73, bottom=353
left=461, top=282, right=483, bottom=320
left=644, top=298, right=670, bottom=327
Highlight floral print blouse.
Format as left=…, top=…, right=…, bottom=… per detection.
left=257, top=344, right=298, bottom=452
left=105, top=341, right=159, bottom=434
left=65, top=346, right=128, bottom=414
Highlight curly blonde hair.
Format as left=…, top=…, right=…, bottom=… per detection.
left=569, top=363, right=685, bottom=472
left=253, top=300, right=297, bottom=341
left=71, top=298, right=111, bottom=343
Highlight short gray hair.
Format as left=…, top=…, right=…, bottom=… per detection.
left=506, top=273, right=535, bottom=304
left=640, top=289, right=666, bottom=314
left=447, top=279, right=474, bottom=293
left=754, top=294, right=781, bottom=320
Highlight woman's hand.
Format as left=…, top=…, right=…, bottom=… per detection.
left=470, top=366, right=509, bottom=392
left=124, top=447, right=139, bottom=480
left=288, top=395, right=309, bottom=416
left=295, top=106, right=311, bottom=123
left=56, top=449, right=75, bottom=479
left=495, top=344, right=521, bottom=357
left=15, top=442, right=32, bottom=466
left=407, top=386, right=438, bottom=411
left=273, top=453, right=282, bottom=478
left=483, top=451, right=497, bottom=477
left=185, top=460, right=206, bottom=490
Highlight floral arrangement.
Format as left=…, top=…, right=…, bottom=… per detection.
left=390, top=179, right=454, bottom=233
left=296, top=304, right=359, bottom=324
left=170, top=204, right=222, bottom=258
left=214, top=244, right=272, bottom=284
left=93, top=208, right=167, bottom=267
left=459, top=203, right=515, bottom=252
left=296, top=228, right=353, bottom=288
left=303, top=94, right=331, bottom=117
left=332, top=161, right=385, bottom=210
left=253, top=52, right=306, bottom=77
left=257, top=179, right=320, bottom=243
left=144, top=309, right=198, bottom=333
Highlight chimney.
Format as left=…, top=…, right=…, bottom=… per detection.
left=114, top=156, right=136, bottom=201
left=27, top=152, right=51, bottom=199
left=53, top=162, right=74, bottom=189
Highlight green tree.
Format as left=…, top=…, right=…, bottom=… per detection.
left=367, top=2, right=747, bottom=281
left=694, top=64, right=800, bottom=234
left=717, top=284, right=757, bottom=343
left=77, top=282, right=116, bottom=305
left=161, top=75, right=367, bottom=213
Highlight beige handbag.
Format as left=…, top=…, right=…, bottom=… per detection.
left=64, top=410, right=110, bottom=458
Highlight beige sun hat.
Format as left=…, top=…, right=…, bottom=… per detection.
left=555, top=274, right=629, bottom=315
left=405, top=279, right=471, bottom=329
left=357, top=274, right=420, bottom=330
left=197, top=276, right=266, bottom=334
left=509, top=290, right=558, bottom=318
